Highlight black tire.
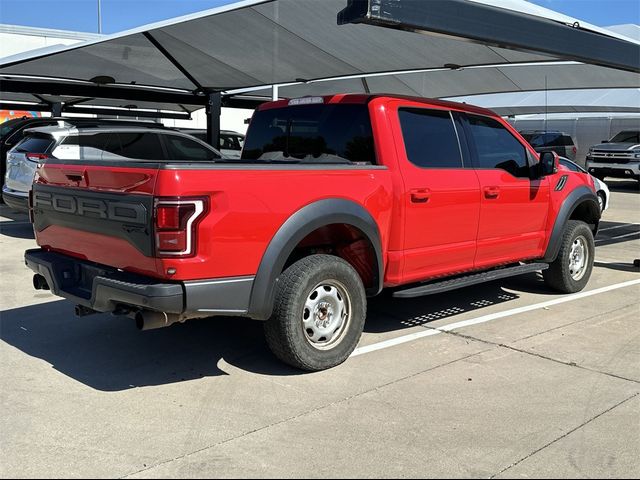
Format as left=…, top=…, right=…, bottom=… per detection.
left=543, top=220, right=595, bottom=294
left=597, top=192, right=606, bottom=213
left=264, top=254, right=366, bottom=371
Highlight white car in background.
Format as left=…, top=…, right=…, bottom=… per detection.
left=179, top=129, right=245, bottom=158
left=3, top=125, right=222, bottom=212
left=559, top=157, right=610, bottom=213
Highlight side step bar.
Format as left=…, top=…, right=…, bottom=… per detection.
left=392, top=263, right=549, bottom=299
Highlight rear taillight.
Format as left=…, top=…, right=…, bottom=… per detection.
left=572, top=146, right=577, bottom=155
left=25, top=153, right=50, bottom=161
left=154, top=197, right=208, bottom=257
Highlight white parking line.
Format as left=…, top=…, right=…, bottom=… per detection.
left=351, top=279, right=640, bottom=357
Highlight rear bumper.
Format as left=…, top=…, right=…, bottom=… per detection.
left=586, top=161, right=640, bottom=179
left=25, top=249, right=254, bottom=318
left=2, top=187, right=29, bottom=213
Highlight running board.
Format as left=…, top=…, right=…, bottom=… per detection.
left=392, top=263, right=549, bottom=299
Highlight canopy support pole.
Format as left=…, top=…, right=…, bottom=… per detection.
left=206, top=92, right=221, bottom=149
left=51, top=102, right=63, bottom=117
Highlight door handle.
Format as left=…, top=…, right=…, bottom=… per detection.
left=484, top=186, right=500, bottom=199
left=410, top=188, right=431, bottom=203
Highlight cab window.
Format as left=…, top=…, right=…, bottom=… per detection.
left=398, top=108, right=463, bottom=168
left=465, top=115, right=529, bottom=178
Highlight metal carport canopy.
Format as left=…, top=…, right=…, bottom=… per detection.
left=1, top=0, right=638, bottom=141
left=1, top=0, right=638, bottom=95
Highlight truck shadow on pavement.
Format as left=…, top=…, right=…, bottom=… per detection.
left=1, top=274, right=553, bottom=388
left=0, top=220, right=35, bottom=239
left=605, top=179, right=640, bottom=193
left=596, top=220, right=640, bottom=248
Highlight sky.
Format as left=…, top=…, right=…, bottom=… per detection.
left=0, top=0, right=638, bottom=34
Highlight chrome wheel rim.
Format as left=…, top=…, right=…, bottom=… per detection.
left=597, top=194, right=604, bottom=212
left=569, top=235, right=589, bottom=281
left=302, top=280, right=351, bottom=351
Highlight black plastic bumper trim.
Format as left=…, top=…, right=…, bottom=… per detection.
left=2, top=190, right=29, bottom=213
left=24, top=249, right=256, bottom=319
left=25, top=249, right=184, bottom=314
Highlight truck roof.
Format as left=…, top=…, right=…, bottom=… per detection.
left=258, top=93, right=500, bottom=118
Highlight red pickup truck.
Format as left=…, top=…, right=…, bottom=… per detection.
left=25, top=94, right=600, bottom=370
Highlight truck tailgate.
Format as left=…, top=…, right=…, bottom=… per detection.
left=32, top=162, right=160, bottom=277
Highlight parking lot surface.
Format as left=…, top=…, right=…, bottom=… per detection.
left=1, top=180, right=639, bottom=478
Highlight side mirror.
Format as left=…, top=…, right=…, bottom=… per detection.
left=539, top=151, right=558, bottom=177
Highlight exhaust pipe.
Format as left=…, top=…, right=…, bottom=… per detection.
left=33, top=274, right=50, bottom=290
left=135, top=310, right=181, bottom=331
left=75, top=305, right=98, bottom=317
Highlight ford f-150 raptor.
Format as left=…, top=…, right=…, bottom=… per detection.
left=24, top=94, right=600, bottom=370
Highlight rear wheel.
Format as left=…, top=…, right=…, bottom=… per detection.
left=543, top=220, right=595, bottom=293
left=264, top=254, right=366, bottom=371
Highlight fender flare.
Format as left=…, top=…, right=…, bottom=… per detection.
left=247, top=198, right=384, bottom=320
left=543, top=186, right=600, bottom=262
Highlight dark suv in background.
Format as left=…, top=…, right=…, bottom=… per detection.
left=519, top=130, right=577, bottom=161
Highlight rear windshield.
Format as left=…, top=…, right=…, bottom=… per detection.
left=14, top=134, right=55, bottom=154
left=242, top=104, right=375, bottom=164
left=609, top=131, right=640, bottom=143
left=521, top=132, right=568, bottom=147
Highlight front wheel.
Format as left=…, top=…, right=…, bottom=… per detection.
left=264, top=254, right=367, bottom=371
left=543, top=220, right=595, bottom=293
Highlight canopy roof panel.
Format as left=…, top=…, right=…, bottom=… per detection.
left=5, top=0, right=634, bottom=93
left=447, top=88, right=640, bottom=116
left=244, top=63, right=640, bottom=99
left=0, top=0, right=637, bottom=113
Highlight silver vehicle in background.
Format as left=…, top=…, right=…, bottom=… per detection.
left=3, top=125, right=221, bottom=212
left=586, top=130, right=640, bottom=183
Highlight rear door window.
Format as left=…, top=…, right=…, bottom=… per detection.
left=465, top=115, right=529, bottom=178
left=164, top=134, right=219, bottom=161
left=110, top=132, right=165, bottom=160
left=55, top=133, right=112, bottom=160
left=13, top=134, right=55, bottom=154
left=398, top=108, right=463, bottom=168
left=543, top=133, right=563, bottom=147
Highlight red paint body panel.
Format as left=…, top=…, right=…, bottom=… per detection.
left=152, top=167, right=394, bottom=280
left=32, top=94, right=595, bottom=290
left=474, top=170, right=550, bottom=267
left=383, top=98, right=481, bottom=282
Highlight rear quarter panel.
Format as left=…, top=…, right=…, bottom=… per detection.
left=154, top=165, right=394, bottom=281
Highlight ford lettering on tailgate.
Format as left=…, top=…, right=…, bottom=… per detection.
left=33, top=191, right=147, bottom=224
left=31, top=184, right=154, bottom=256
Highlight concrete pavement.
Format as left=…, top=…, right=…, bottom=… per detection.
left=1, top=179, right=638, bottom=478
